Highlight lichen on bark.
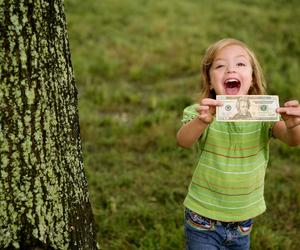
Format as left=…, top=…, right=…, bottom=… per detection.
left=0, top=0, right=98, bottom=249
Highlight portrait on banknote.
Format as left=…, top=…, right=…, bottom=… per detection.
left=231, top=97, right=252, bottom=119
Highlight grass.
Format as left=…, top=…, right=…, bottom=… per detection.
left=65, top=0, right=300, bottom=249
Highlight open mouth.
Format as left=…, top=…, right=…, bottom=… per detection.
left=224, top=79, right=241, bottom=95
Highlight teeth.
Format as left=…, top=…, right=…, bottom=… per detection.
left=225, top=79, right=239, bottom=83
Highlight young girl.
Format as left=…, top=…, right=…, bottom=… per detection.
left=176, top=38, right=300, bottom=250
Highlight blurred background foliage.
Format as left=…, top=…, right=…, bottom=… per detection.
left=65, top=0, right=300, bottom=249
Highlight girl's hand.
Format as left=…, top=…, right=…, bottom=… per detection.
left=276, top=100, right=300, bottom=129
left=197, top=98, right=223, bottom=124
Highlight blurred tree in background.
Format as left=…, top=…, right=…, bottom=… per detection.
left=0, top=0, right=97, bottom=249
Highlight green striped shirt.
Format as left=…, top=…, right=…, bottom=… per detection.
left=182, top=104, right=273, bottom=222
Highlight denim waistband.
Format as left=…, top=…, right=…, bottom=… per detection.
left=185, top=208, right=251, bottom=228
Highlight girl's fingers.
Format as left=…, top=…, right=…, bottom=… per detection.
left=277, top=107, right=300, bottom=116
left=276, top=107, right=288, bottom=114
left=197, top=105, right=216, bottom=116
left=285, top=108, right=300, bottom=116
left=201, top=98, right=223, bottom=107
left=284, top=100, right=299, bottom=107
left=196, top=104, right=214, bottom=123
left=196, top=99, right=223, bottom=123
left=198, top=113, right=214, bottom=124
left=197, top=105, right=209, bottom=112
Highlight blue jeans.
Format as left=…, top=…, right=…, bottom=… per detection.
left=184, top=208, right=253, bottom=250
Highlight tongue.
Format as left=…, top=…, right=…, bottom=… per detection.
left=225, top=86, right=240, bottom=95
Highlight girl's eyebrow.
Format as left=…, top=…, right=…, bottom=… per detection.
left=235, top=54, right=248, bottom=59
left=214, top=55, right=248, bottom=62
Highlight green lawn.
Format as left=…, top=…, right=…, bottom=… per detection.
left=65, top=1, right=300, bottom=249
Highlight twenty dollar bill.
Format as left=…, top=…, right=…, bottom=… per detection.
left=216, top=95, right=280, bottom=122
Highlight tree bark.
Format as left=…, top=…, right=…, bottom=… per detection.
left=0, top=0, right=98, bottom=249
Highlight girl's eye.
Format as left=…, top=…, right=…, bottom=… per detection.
left=215, top=65, right=224, bottom=69
left=237, top=62, right=246, bottom=67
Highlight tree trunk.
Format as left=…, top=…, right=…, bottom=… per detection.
left=0, top=0, right=98, bottom=249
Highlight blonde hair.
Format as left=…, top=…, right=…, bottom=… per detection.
left=199, top=38, right=266, bottom=100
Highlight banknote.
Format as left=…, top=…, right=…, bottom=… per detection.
left=216, top=95, right=280, bottom=122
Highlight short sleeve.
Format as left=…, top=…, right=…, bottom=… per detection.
left=181, top=104, right=199, bottom=124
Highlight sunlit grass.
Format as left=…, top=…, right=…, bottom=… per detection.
left=65, top=0, right=300, bottom=249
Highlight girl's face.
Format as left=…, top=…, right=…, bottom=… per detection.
left=209, top=45, right=253, bottom=95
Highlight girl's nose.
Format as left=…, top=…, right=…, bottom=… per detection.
left=227, top=69, right=236, bottom=73
left=226, top=65, right=236, bottom=73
